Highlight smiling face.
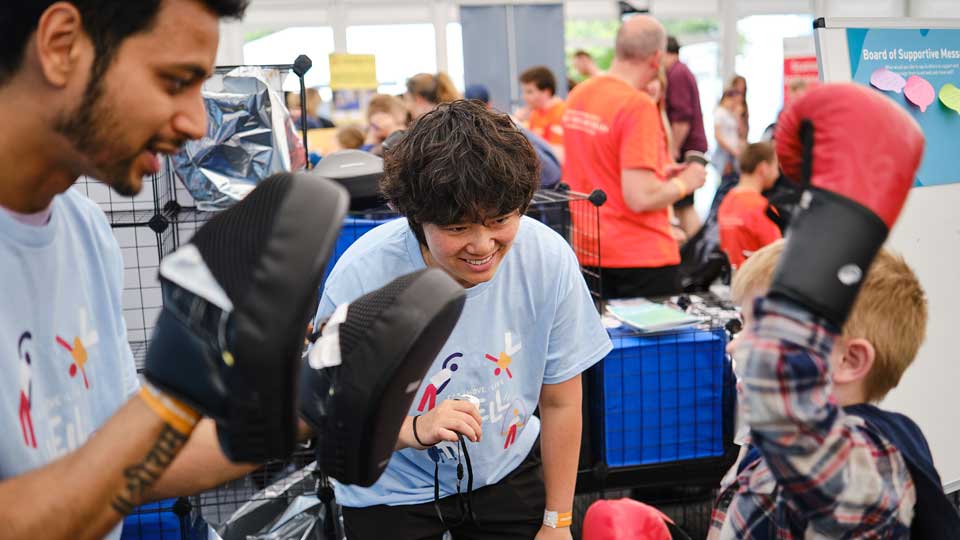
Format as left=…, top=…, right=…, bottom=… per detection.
left=55, top=0, right=218, bottom=195
left=419, top=211, right=521, bottom=288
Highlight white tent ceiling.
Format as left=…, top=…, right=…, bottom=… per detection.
left=217, top=0, right=960, bottom=82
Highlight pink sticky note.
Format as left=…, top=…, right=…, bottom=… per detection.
left=905, top=75, right=935, bottom=112
left=870, top=67, right=906, bottom=93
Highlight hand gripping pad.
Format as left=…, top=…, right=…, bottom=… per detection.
left=299, top=268, right=466, bottom=486
left=144, top=173, right=349, bottom=462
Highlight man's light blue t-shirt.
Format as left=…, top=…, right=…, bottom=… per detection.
left=316, top=216, right=612, bottom=508
left=0, top=189, right=138, bottom=539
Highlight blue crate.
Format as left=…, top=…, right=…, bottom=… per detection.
left=321, top=216, right=399, bottom=288
left=328, top=216, right=399, bottom=273
left=590, top=326, right=731, bottom=468
left=121, top=499, right=186, bottom=540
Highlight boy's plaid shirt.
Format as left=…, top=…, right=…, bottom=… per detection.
left=708, top=298, right=916, bottom=539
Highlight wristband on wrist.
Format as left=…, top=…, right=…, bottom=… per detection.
left=412, top=414, right=428, bottom=448
left=139, top=383, right=200, bottom=435
left=543, top=510, right=573, bottom=528
left=670, top=177, right=687, bottom=199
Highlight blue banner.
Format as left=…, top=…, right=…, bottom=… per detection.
left=847, top=27, right=960, bottom=187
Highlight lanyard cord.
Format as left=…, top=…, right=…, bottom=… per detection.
left=432, top=434, right=477, bottom=530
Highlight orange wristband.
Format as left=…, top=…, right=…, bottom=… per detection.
left=543, top=510, right=573, bottom=528
left=139, top=383, right=200, bottom=435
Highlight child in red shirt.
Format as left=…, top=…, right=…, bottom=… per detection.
left=519, top=66, right=566, bottom=157
left=718, top=142, right=782, bottom=269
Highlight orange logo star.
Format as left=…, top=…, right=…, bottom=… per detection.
left=485, top=352, right=514, bottom=378
left=57, top=336, right=90, bottom=389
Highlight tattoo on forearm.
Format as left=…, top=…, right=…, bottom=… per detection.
left=111, top=425, right=187, bottom=515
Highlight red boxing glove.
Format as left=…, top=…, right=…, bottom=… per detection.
left=770, top=83, right=924, bottom=326
left=776, top=83, right=923, bottom=228
left=582, top=499, right=673, bottom=540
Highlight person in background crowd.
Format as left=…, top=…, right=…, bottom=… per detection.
left=305, top=88, right=335, bottom=128
left=663, top=35, right=709, bottom=238
left=331, top=125, right=365, bottom=152
left=644, top=68, right=674, bottom=156
left=572, top=49, right=602, bottom=80
left=717, top=142, right=781, bottom=269
left=728, top=74, right=749, bottom=139
left=713, top=89, right=745, bottom=181
left=518, top=66, right=566, bottom=162
left=404, top=72, right=461, bottom=121
left=286, top=88, right=335, bottom=129
left=363, top=93, right=408, bottom=156
left=563, top=15, right=706, bottom=299
left=466, top=83, right=562, bottom=189
left=762, top=78, right=812, bottom=142
left=644, top=69, right=686, bottom=246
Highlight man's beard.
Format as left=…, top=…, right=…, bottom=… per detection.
left=54, top=73, right=146, bottom=197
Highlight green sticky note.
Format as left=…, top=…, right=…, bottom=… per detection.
left=939, top=83, right=960, bottom=113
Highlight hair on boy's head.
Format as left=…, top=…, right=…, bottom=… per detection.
left=519, top=66, right=557, bottom=95
left=335, top=125, right=365, bottom=150
left=732, top=240, right=928, bottom=402
left=380, top=99, right=539, bottom=245
left=366, top=94, right=407, bottom=121
left=739, top=142, right=776, bottom=174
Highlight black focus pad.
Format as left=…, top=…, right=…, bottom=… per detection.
left=300, top=268, right=466, bottom=486
left=146, top=172, right=349, bottom=463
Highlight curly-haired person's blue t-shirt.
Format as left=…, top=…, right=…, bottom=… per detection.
left=315, top=216, right=612, bottom=508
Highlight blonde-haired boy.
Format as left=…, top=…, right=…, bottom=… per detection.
left=732, top=240, right=926, bottom=403
left=708, top=240, right=960, bottom=538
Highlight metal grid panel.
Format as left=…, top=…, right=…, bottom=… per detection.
left=75, top=164, right=177, bottom=370
left=529, top=188, right=603, bottom=303
left=190, top=450, right=318, bottom=531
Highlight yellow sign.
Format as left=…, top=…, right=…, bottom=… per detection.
left=329, top=53, right=378, bottom=90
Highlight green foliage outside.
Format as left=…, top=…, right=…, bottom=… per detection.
left=244, top=28, right=276, bottom=43
left=564, top=18, right=720, bottom=81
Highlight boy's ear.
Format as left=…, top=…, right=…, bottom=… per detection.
left=833, top=337, right=875, bottom=386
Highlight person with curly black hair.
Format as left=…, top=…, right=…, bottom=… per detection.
left=316, top=99, right=612, bottom=539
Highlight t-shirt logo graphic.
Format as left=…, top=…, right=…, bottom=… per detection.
left=56, top=308, right=99, bottom=390
left=18, top=331, right=37, bottom=449
left=484, top=332, right=521, bottom=379
left=418, top=352, right=462, bottom=412
left=501, top=399, right=528, bottom=450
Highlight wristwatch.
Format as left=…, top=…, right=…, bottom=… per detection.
left=543, top=510, right=573, bottom=528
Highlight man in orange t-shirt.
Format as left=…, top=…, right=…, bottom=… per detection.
left=520, top=66, right=566, bottom=159
left=562, top=15, right=706, bottom=299
left=718, top=142, right=783, bottom=269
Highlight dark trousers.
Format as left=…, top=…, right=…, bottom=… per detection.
left=595, top=265, right=681, bottom=300
left=342, top=443, right=545, bottom=540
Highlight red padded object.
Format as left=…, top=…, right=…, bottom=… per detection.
left=582, top=498, right=673, bottom=540
left=775, top=82, right=924, bottom=229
